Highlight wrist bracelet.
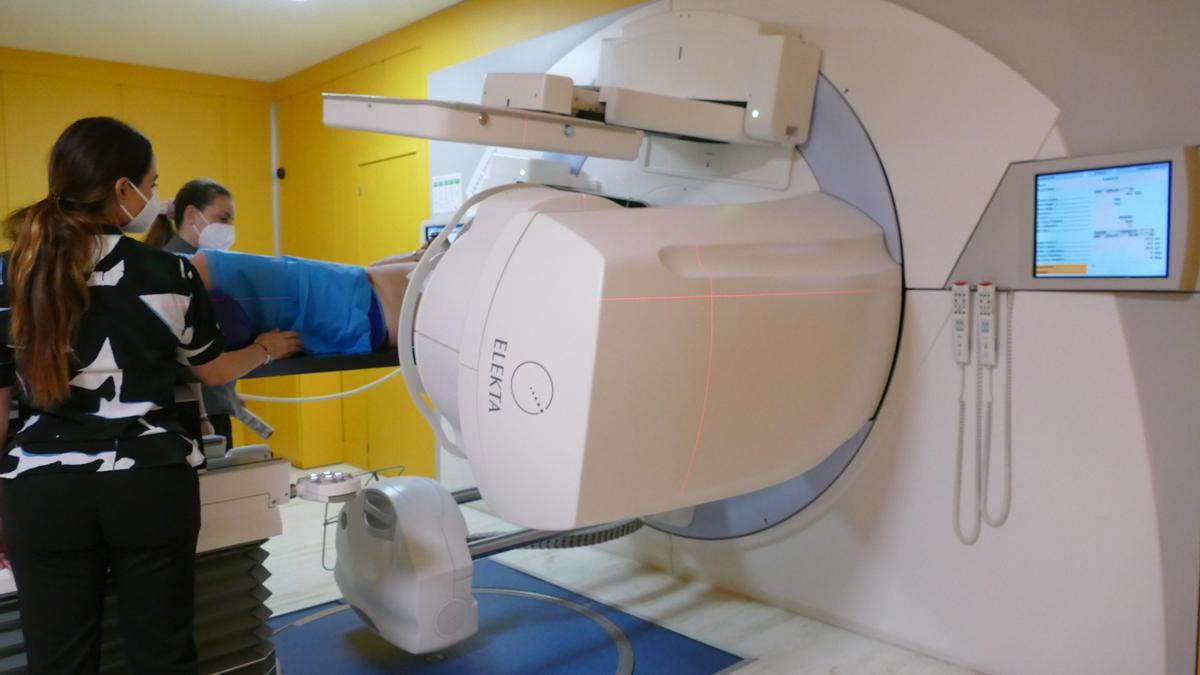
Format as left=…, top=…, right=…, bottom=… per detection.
left=255, top=341, right=273, bottom=365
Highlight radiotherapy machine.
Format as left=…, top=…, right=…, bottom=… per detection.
left=315, top=2, right=1200, bottom=673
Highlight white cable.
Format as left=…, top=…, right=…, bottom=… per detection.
left=978, top=366, right=997, bottom=523
left=953, top=362, right=981, bottom=545
left=958, top=286, right=1015, bottom=544
left=239, top=366, right=405, bottom=403
left=981, top=291, right=1014, bottom=526
left=975, top=360, right=985, bottom=480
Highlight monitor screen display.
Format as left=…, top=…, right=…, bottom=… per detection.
left=423, top=222, right=463, bottom=245
left=1034, top=161, right=1172, bottom=278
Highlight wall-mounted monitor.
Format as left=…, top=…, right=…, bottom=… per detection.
left=1034, top=161, right=1171, bottom=279
left=422, top=221, right=464, bottom=245
left=948, top=146, right=1197, bottom=292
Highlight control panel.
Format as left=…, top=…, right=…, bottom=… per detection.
left=949, top=145, right=1198, bottom=291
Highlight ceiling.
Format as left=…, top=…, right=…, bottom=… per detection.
left=0, top=0, right=462, bottom=82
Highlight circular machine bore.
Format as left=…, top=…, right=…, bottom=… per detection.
left=642, top=74, right=903, bottom=540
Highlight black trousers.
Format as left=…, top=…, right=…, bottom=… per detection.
left=210, top=412, right=234, bottom=452
left=2, top=465, right=201, bottom=674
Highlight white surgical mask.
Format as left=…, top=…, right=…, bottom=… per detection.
left=119, top=182, right=160, bottom=234
left=193, top=212, right=236, bottom=251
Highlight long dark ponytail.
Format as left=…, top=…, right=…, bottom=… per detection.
left=2, top=117, right=153, bottom=408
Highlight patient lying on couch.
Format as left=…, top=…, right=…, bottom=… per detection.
left=153, top=177, right=421, bottom=357
left=189, top=249, right=419, bottom=355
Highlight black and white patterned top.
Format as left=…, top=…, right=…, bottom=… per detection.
left=0, top=226, right=226, bottom=477
left=162, top=233, right=239, bottom=418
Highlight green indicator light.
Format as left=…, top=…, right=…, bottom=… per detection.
left=751, top=109, right=761, bottom=119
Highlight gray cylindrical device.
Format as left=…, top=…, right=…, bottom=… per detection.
left=234, top=405, right=275, bottom=439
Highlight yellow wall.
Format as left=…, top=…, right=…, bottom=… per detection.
left=0, top=0, right=643, bottom=474
left=0, top=47, right=274, bottom=252
left=0, top=45, right=410, bottom=470
left=266, top=0, right=644, bottom=475
left=0, top=47, right=293, bottom=454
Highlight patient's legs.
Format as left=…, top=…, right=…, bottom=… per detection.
left=191, top=251, right=380, bottom=354
left=191, top=251, right=412, bottom=350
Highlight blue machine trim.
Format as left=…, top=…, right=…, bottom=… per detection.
left=270, top=559, right=743, bottom=675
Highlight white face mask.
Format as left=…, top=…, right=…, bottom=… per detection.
left=119, top=182, right=160, bottom=234
left=194, top=212, right=236, bottom=250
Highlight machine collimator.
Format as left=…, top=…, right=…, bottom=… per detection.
left=409, top=187, right=901, bottom=529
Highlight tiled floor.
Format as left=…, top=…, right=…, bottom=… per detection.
left=263, top=464, right=973, bottom=675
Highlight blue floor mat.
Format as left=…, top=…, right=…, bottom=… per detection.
left=269, top=559, right=743, bottom=675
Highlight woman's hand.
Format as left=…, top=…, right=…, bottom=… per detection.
left=254, top=330, right=302, bottom=362
left=190, top=331, right=304, bottom=386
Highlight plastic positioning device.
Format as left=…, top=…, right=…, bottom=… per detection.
left=297, top=471, right=363, bottom=502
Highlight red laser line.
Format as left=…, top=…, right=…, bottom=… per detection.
left=603, top=288, right=885, bottom=302
left=679, top=245, right=716, bottom=495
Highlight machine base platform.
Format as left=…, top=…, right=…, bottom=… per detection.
left=269, top=559, right=743, bottom=675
